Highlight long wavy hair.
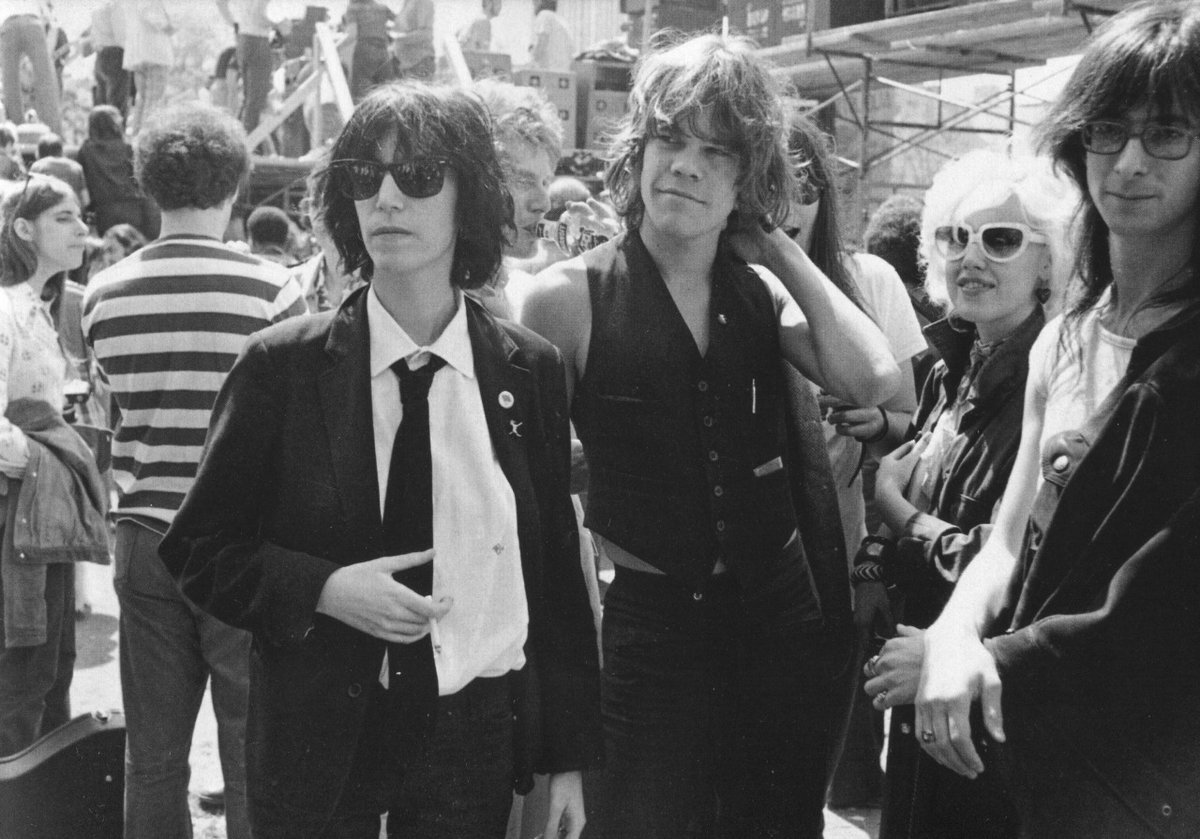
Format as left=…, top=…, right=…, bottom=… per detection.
left=604, top=32, right=792, bottom=234
left=314, top=82, right=513, bottom=289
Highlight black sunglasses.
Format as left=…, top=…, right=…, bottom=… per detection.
left=329, top=158, right=451, bottom=201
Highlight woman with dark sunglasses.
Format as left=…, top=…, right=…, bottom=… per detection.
left=866, top=2, right=1200, bottom=834
left=0, top=174, right=109, bottom=757
left=160, top=82, right=600, bottom=839
left=858, top=149, right=1075, bottom=838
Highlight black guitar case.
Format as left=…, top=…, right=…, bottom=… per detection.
left=0, top=710, right=125, bottom=839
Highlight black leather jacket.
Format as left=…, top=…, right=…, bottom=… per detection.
left=987, top=305, right=1200, bottom=838
left=889, top=309, right=1044, bottom=629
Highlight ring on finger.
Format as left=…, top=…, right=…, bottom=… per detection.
left=864, top=654, right=881, bottom=678
left=874, top=689, right=888, bottom=706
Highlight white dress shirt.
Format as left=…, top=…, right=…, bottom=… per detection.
left=367, top=288, right=527, bottom=696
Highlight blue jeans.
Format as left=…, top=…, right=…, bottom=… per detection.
left=0, top=14, right=61, bottom=133
left=594, top=567, right=831, bottom=839
left=0, top=562, right=74, bottom=756
left=114, top=520, right=251, bottom=839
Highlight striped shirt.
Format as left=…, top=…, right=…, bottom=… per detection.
left=83, top=234, right=307, bottom=525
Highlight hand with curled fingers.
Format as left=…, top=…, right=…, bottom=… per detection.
left=876, top=436, right=924, bottom=498
left=315, top=550, right=453, bottom=643
left=560, top=197, right=622, bottom=240
left=863, top=624, right=923, bottom=710
left=544, top=771, right=586, bottom=839
left=826, top=404, right=887, bottom=442
left=913, top=625, right=1005, bottom=780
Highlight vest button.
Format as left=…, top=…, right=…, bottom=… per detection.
left=1052, top=454, right=1070, bottom=472
left=703, top=416, right=714, bottom=428
left=708, top=450, right=718, bottom=462
left=713, top=485, right=723, bottom=497
left=1162, top=804, right=1173, bottom=818
left=716, top=520, right=726, bottom=532
left=697, top=380, right=708, bottom=392
left=347, top=683, right=362, bottom=698
left=693, top=591, right=703, bottom=601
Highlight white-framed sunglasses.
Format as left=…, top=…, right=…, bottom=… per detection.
left=933, top=222, right=1048, bottom=263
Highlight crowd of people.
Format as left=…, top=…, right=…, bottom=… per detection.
left=1, top=1, right=1199, bottom=838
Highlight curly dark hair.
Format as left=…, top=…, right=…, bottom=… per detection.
left=864, top=194, right=925, bottom=291
left=604, top=32, right=792, bottom=233
left=313, top=82, right=513, bottom=289
left=134, top=105, right=249, bottom=210
left=1037, top=0, right=1200, bottom=320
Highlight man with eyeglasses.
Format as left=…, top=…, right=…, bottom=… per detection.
left=82, top=104, right=306, bottom=839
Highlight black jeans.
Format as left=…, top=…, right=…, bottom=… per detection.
left=319, top=674, right=515, bottom=839
left=594, top=567, right=831, bottom=839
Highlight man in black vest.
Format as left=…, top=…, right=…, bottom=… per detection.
left=522, top=33, right=900, bottom=838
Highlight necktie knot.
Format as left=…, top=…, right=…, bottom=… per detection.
left=394, top=354, right=446, bottom=405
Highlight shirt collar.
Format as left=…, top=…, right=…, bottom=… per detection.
left=367, top=285, right=475, bottom=379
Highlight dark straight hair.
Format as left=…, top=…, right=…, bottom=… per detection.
left=1038, top=0, right=1200, bottom=320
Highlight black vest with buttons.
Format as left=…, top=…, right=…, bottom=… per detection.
left=576, top=231, right=821, bottom=612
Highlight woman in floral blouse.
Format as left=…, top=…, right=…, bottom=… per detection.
left=0, top=173, right=92, bottom=756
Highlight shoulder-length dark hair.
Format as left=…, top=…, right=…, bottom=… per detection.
left=314, top=82, right=513, bottom=289
left=1037, top=0, right=1200, bottom=320
left=0, top=174, right=78, bottom=286
left=604, top=32, right=792, bottom=233
left=87, top=105, right=125, bottom=141
left=786, top=113, right=857, bottom=301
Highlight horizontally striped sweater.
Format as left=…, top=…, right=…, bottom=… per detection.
left=82, top=234, right=307, bottom=526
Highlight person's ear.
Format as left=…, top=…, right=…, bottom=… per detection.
left=13, top=217, right=35, bottom=243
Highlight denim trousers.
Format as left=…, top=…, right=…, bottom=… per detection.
left=594, top=567, right=830, bottom=839
left=114, top=520, right=251, bottom=839
left=255, top=675, right=515, bottom=839
left=0, top=562, right=74, bottom=756
left=0, top=14, right=61, bottom=133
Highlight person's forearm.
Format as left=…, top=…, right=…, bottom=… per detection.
left=866, top=407, right=911, bottom=454
left=877, top=482, right=919, bottom=536
left=929, top=541, right=1017, bottom=639
left=763, top=244, right=899, bottom=407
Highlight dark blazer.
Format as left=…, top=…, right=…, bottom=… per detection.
left=985, top=307, right=1200, bottom=837
left=160, top=288, right=602, bottom=837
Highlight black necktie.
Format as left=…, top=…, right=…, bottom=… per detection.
left=382, top=353, right=445, bottom=764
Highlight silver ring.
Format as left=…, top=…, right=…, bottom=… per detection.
left=864, top=654, right=881, bottom=678
left=875, top=689, right=888, bottom=706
